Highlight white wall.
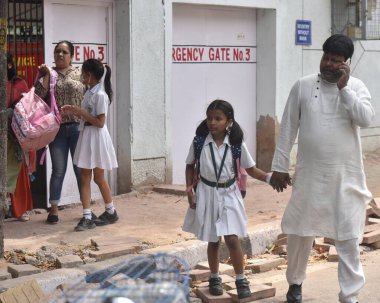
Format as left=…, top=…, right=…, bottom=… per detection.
left=127, top=0, right=380, bottom=186
left=44, top=0, right=114, bottom=205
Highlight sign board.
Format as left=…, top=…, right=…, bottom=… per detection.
left=73, top=43, right=107, bottom=64
left=172, top=45, right=256, bottom=63
left=295, top=20, right=311, bottom=45
left=8, top=42, right=44, bottom=88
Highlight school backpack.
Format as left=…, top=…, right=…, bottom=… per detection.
left=190, top=135, right=248, bottom=198
left=11, top=69, right=61, bottom=152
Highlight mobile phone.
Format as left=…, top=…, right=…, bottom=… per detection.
left=345, top=58, right=351, bottom=65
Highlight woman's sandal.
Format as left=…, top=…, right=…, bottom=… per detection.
left=18, top=213, right=30, bottom=222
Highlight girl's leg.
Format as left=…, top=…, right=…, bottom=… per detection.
left=224, top=235, right=244, bottom=274
left=80, top=169, right=92, bottom=210
left=208, top=240, right=223, bottom=296
left=207, top=240, right=221, bottom=274
left=93, top=168, right=112, bottom=203
left=93, top=168, right=119, bottom=225
left=74, top=168, right=95, bottom=231
left=47, top=126, right=70, bottom=222
left=224, top=234, right=251, bottom=299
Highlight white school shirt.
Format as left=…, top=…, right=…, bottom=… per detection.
left=186, top=134, right=255, bottom=181
left=183, top=134, right=255, bottom=242
left=272, top=74, right=374, bottom=241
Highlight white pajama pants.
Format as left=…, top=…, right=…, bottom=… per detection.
left=286, top=234, right=364, bottom=303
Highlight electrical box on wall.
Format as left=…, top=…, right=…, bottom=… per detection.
left=347, top=25, right=362, bottom=39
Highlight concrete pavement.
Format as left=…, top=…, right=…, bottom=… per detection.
left=255, top=249, right=380, bottom=303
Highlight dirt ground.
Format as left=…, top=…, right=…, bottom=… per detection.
left=3, top=148, right=380, bottom=253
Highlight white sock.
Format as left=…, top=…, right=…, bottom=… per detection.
left=105, top=202, right=115, bottom=214
left=83, top=208, right=92, bottom=220
left=210, top=272, right=219, bottom=278
left=236, top=273, right=245, bottom=280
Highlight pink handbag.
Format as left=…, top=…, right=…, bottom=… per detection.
left=11, top=70, right=61, bottom=152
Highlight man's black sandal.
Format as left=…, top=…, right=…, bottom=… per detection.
left=286, top=284, right=302, bottom=303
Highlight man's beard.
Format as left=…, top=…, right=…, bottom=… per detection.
left=320, top=70, right=340, bottom=83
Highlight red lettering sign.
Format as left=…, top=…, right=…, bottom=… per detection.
left=8, top=42, right=44, bottom=87
left=172, top=46, right=256, bottom=63
left=72, top=44, right=108, bottom=63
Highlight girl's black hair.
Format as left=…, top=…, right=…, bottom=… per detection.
left=196, top=99, right=244, bottom=145
left=54, top=40, right=75, bottom=57
left=82, top=58, right=113, bottom=103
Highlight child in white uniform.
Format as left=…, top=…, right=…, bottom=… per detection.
left=62, top=59, right=118, bottom=231
left=183, top=100, right=271, bottom=299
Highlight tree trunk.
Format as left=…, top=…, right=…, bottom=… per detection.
left=0, top=0, right=8, bottom=258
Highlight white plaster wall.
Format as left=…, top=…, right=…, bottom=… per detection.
left=127, top=0, right=380, bottom=187
left=274, top=0, right=331, bottom=120
left=352, top=40, right=380, bottom=152
left=130, top=1, right=166, bottom=184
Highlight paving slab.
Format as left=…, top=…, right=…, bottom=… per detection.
left=227, top=283, right=276, bottom=302
left=0, top=270, right=11, bottom=281
left=196, top=287, right=232, bottom=302
left=7, top=264, right=41, bottom=278
left=0, top=279, right=46, bottom=303
left=327, top=246, right=339, bottom=262
left=246, top=257, right=286, bottom=273
left=56, top=255, right=84, bottom=268
left=189, top=269, right=210, bottom=282
left=0, top=268, right=86, bottom=295
left=89, top=243, right=143, bottom=261
left=195, top=261, right=235, bottom=276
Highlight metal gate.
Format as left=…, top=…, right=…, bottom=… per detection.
left=7, top=0, right=44, bottom=88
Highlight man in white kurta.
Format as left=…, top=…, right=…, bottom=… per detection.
left=271, top=35, right=375, bottom=303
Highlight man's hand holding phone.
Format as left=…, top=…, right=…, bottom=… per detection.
left=337, top=58, right=351, bottom=90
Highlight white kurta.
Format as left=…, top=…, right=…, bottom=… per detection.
left=272, top=74, right=375, bottom=241
left=74, top=84, right=118, bottom=170
left=182, top=134, right=255, bottom=242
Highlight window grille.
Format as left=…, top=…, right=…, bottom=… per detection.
left=332, top=0, right=380, bottom=40
left=7, top=0, right=44, bottom=87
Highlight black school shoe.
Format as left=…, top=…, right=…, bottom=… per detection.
left=46, top=213, right=59, bottom=224
left=208, top=277, right=223, bottom=296
left=74, top=217, right=96, bottom=231
left=286, top=284, right=302, bottom=303
left=235, top=277, right=251, bottom=299
left=94, top=210, right=119, bottom=226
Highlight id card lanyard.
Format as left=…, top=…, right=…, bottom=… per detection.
left=209, top=142, right=228, bottom=187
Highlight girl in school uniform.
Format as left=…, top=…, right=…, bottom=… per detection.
left=62, top=59, right=118, bottom=232
left=183, top=100, right=271, bottom=299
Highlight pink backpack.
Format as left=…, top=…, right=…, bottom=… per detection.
left=11, top=70, right=61, bottom=152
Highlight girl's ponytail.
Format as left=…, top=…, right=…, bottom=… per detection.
left=228, top=120, right=243, bottom=145
left=104, top=65, right=113, bottom=103
left=195, top=119, right=209, bottom=136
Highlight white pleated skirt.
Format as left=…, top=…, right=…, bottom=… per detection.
left=182, top=181, right=247, bottom=242
left=74, top=125, right=118, bottom=170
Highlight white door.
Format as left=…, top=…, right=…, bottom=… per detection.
left=44, top=0, right=113, bottom=206
left=171, top=4, right=257, bottom=184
